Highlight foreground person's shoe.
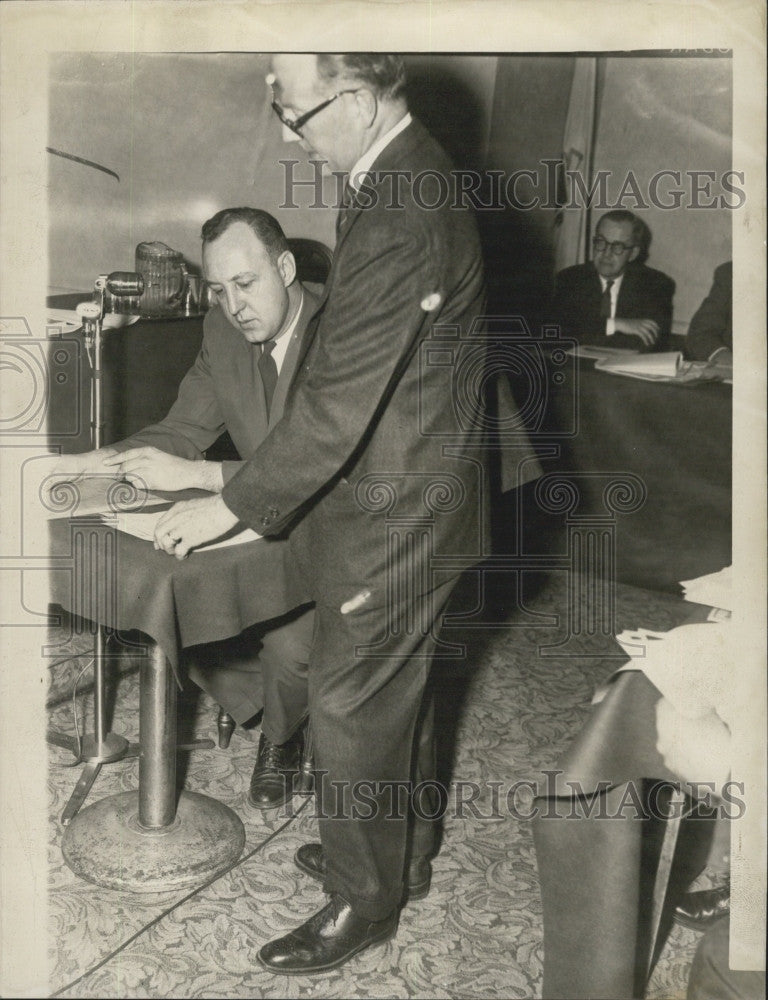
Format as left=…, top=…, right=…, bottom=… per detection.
left=257, top=893, right=397, bottom=974
left=247, top=728, right=303, bottom=810
left=295, top=842, right=432, bottom=900
left=674, top=879, right=730, bottom=930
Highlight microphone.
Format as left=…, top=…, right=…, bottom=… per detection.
left=105, top=271, right=144, bottom=297
left=93, top=271, right=144, bottom=318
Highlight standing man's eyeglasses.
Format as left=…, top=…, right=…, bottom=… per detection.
left=266, top=74, right=361, bottom=136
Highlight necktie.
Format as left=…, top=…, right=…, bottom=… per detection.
left=258, top=339, right=278, bottom=420
left=599, top=279, right=614, bottom=320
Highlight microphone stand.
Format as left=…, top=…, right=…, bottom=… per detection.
left=48, top=276, right=215, bottom=825
left=47, top=296, right=139, bottom=823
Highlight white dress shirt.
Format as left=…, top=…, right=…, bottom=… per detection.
left=269, top=290, right=304, bottom=374
left=602, top=273, right=624, bottom=336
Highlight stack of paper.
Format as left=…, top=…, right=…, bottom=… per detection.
left=595, top=351, right=683, bottom=381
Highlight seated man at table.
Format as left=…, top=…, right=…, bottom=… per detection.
left=50, top=206, right=319, bottom=810
left=685, top=260, right=732, bottom=375
left=551, top=209, right=674, bottom=352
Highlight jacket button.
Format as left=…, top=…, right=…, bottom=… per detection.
left=268, top=507, right=279, bottom=518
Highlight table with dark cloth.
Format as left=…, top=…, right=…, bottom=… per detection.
left=532, top=600, right=720, bottom=999
left=48, top=508, right=306, bottom=679
left=528, top=356, right=731, bottom=592
left=48, top=496, right=309, bottom=889
left=47, top=294, right=206, bottom=454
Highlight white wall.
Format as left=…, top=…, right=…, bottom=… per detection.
left=593, top=56, right=733, bottom=331
left=48, top=52, right=338, bottom=291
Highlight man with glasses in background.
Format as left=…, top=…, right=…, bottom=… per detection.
left=552, top=209, right=675, bottom=351
left=153, top=52, right=539, bottom=974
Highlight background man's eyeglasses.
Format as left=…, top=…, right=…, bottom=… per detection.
left=267, top=78, right=361, bottom=136
left=592, top=236, right=635, bottom=256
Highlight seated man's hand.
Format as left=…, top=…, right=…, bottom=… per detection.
left=612, top=317, right=660, bottom=347
left=655, top=698, right=731, bottom=790
left=154, top=494, right=240, bottom=559
left=102, top=447, right=223, bottom=493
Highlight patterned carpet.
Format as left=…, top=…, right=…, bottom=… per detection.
left=46, top=571, right=711, bottom=999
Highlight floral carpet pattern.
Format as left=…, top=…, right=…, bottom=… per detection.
left=47, top=572, right=708, bottom=998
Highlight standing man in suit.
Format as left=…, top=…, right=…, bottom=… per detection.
left=552, top=210, right=675, bottom=352
left=685, top=260, right=732, bottom=373
left=154, top=53, right=538, bottom=973
left=51, top=207, right=318, bottom=811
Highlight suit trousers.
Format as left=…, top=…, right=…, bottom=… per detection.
left=309, top=575, right=457, bottom=921
left=184, top=604, right=314, bottom=739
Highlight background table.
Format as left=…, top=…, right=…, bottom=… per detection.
left=522, top=356, right=731, bottom=592
left=48, top=294, right=209, bottom=454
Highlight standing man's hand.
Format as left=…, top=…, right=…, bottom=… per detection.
left=102, top=447, right=224, bottom=493
left=612, top=317, right=660, bottom=347
left=153, top=494, right=241, bottom=559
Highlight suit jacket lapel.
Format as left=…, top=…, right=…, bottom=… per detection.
left=616, top=266, right=638, bottom=315
left=293, top=121, right=424, bottom=380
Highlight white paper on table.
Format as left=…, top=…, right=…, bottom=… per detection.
left=680, top=565, right=732, bottom=611
left=594, top=350, right=683, bottom=380
left=47, top=308, right=140, bottom=331
left=565, top=344, right=640, bottom=361
left=612, top=620, right=734, bottom=720
left=100, top=509, right=262, bottom=551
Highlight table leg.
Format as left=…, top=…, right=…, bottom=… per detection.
left=61, top=641, right=245, bottom=893
left=533, top=785, right=643, bottom=1000
left=139, top=643, right=178, bottom=828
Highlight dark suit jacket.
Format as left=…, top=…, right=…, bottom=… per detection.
left=685, top=261, right=732, bottom=361
left=111, top=285, right=319, bottom=482
left=552, top=262, right=675, bottom=352
left=222, top=118, right=539, bottom=609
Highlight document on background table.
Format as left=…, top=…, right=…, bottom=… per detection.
left=593, top=351, right=727, bottom=384
left=100, top=508, right=262, bottom=551
left=595, top=350, right=683, bottom=379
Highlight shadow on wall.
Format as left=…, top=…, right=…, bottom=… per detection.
left=406, top=64, right=489, bottom=171
left=406, top=55, right=576, bottom=327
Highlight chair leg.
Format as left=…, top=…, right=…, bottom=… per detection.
left=217, top=708, right=236, bottom=749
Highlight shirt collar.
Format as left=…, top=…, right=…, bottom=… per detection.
left=269, top=288, right=304, bottom=374
left=348, top=112, right=412, bottom=190
left=600, top=272, right=624, bottom=294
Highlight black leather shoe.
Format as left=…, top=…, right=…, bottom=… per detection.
left=295, top=842, right=432, bottom=901
left=674, top=879, right=730, bottom=931
left=247, top=729, right=302, bottom=810
left=257, top=894, right=397, bottom=974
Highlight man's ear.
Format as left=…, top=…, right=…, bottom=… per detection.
left=352, top=88, right=377, bottom=129
left=628, top=245, right=640, bottom=263
left=277, top=250, right=297, bottom=288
